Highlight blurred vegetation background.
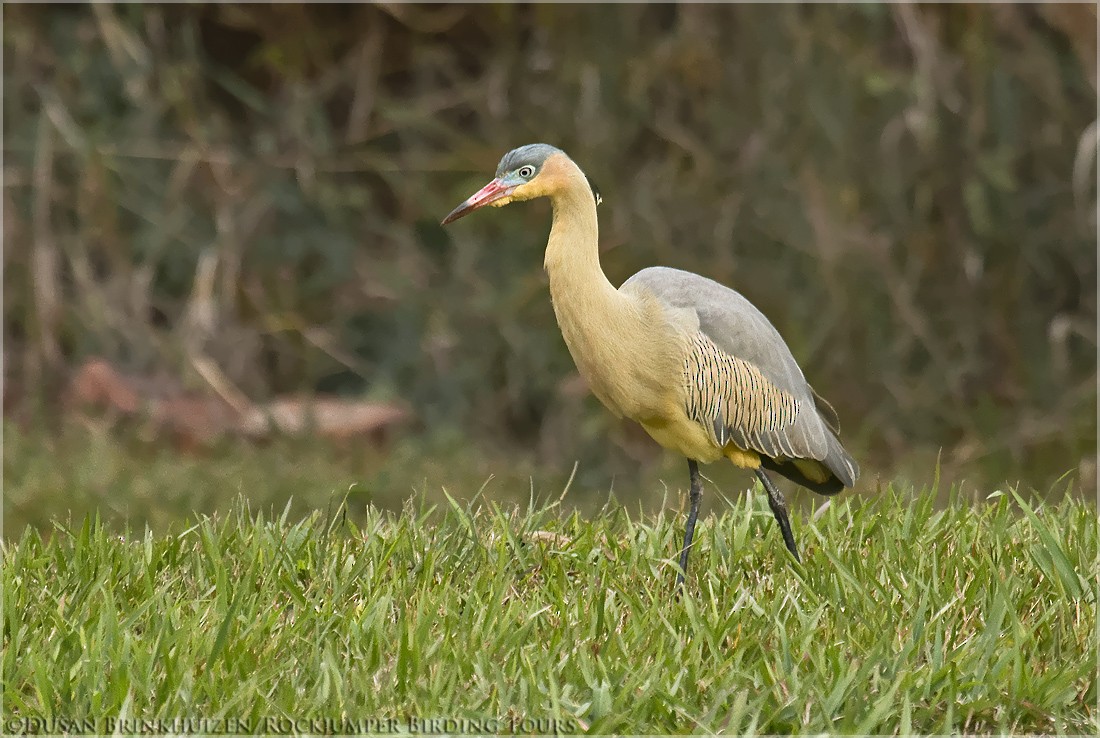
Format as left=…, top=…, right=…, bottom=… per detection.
left=3, top=3, right=1096, bottom=531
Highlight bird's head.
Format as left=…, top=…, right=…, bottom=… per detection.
left=441, top=143, right=601, bottom=225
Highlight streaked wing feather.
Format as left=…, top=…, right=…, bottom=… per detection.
left=625, top=266, right=830, bottom=460
left=684, top=332, right=812, bottom=460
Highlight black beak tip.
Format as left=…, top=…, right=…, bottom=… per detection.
left=441, top=203, right=469, bottom=227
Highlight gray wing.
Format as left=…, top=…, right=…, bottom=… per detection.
left=624, top=268, right=811, bottom=391
left=622, top=266, right=858, bottom=486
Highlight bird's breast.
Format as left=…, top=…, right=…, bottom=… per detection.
left=550, top=286, right=686, bottom=423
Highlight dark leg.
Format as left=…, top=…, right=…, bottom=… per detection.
left=676, top=460, right=704, bottom=589
left=754, top=468, right=801, bottom=562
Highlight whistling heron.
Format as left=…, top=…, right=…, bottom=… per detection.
left=442, top=144, right=858, bottom=586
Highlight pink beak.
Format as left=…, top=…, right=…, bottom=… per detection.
left=441, top=178, right=515, bottom=225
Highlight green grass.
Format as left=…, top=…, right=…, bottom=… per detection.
left=4, top=485, right=1096, bottom=734
left=1, top=421, right=691, bottom=538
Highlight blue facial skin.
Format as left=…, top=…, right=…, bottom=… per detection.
left=495, top=143, right=601, bottom=206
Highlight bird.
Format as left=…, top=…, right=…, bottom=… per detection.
left=442, top=143, right=858, bottom=586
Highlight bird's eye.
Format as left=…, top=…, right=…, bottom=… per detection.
left=517, top=165, right=535, bottom=179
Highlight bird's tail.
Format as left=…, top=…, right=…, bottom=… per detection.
left=809, top=385, right=859, bottom=492
left=762, top=442, right=853, bottom=496
left=760, top=390, right=860, bottom=496
left=820, top=430, right=859, bottom=489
